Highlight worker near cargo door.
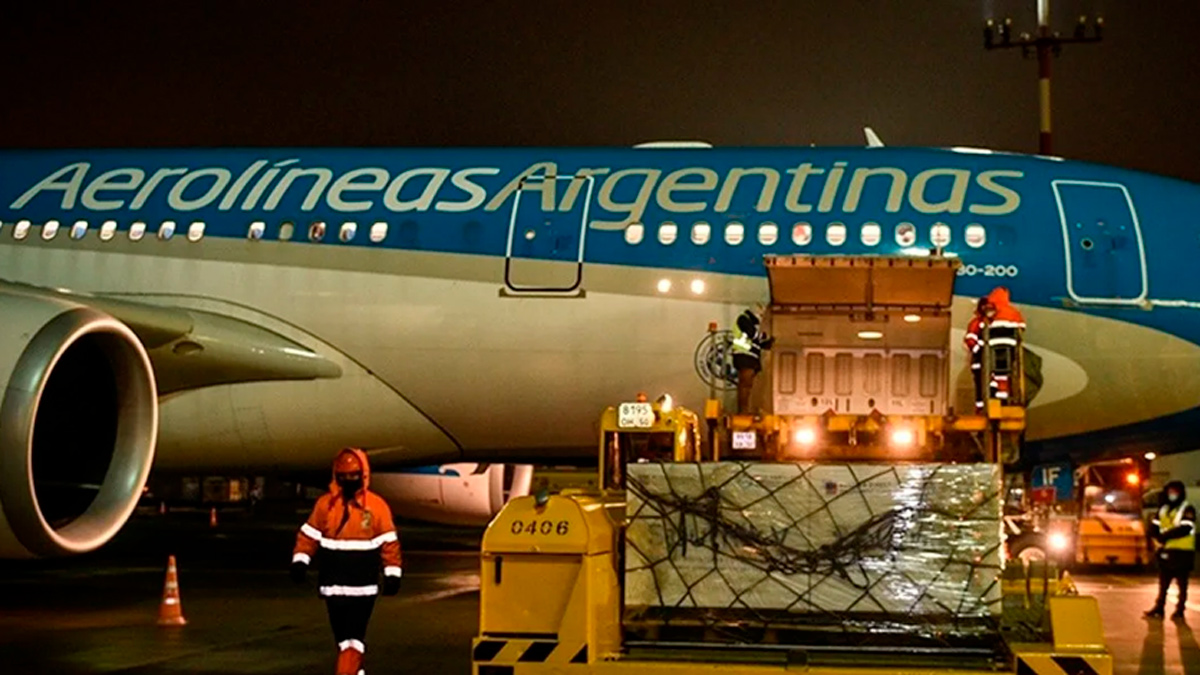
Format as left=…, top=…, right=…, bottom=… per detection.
left=964, top=297, right=991, bottom=414
left=292, top=448, right=402, bottom=675
left=732, top=305, right=774, bottom=414
left=982, top=287, right=1026, bottom=405
left=1146, top=480, right=1196, bottom=620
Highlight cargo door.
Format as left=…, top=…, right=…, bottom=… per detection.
left=1051, top=180, right=1148, bottom=305
left=504, top=174, right=595, bottom=294
left=764, top=255, right=958, bottom=417
left=764, top=255, right=959, bottom=309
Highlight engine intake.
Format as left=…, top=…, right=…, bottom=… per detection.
left=0, top=301, right=157, bottom=558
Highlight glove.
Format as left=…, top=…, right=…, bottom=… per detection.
left=1156, top=532, right=1169, bottom=544
left=383, top=576, right=401, bottom=596
left=290, top=561, right=308, bottom=585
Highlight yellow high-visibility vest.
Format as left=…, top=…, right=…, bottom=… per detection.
left=1158, top=503, right=1196, bottom=552
left=731, top=326, right=755, bottom=357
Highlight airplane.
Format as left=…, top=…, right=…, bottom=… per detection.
left=1, top=141, right=1199, bottom=559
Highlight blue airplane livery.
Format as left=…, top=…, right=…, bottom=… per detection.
left=1, top=143, right=1198, bottom=559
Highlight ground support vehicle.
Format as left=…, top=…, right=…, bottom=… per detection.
left=471, top=256, right=1110, bottom=675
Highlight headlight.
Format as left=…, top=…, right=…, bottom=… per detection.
left=1048, top=532, right=1070, bottom=552
left=890, top=428, right=915, bottom=448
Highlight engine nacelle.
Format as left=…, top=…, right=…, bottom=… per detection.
left=0, top=294, right=157, bottom=558
left=372, top=463, right=534, bottom=527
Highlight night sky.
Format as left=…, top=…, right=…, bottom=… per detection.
left=2, top=1, right=1198, bottom=182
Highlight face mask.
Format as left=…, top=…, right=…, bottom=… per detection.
left=1168, top=492, right=1181, bottom=503
left=338, top=477, right=363, bottom=496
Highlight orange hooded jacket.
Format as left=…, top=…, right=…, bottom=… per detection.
left=293, top=448, right=402, bottom=597
left=985, top=287, right=1025, bottom=329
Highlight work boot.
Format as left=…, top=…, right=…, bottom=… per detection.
left=1173, top=608, right=1187, bottom=621
left=1145, top=607, right=1165, bottom=619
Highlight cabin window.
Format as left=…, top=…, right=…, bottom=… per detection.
left=309, top=221, right=326, bottom=242
left=758, top=222, right=779, bottom=246
left=861, top=222, right=882, bottom=246
left=965, top=224, right=986, bottom=248
left=187, top=221, right=206, bottom=242
left=158, top=221, right=176, bottom=241
left=691, top=221, right=711, bottom=245
left=99, top=220, right=117, bottom=242
left=339, top=222, right=357, bottom=243
left=279, top=221, right=295, bottom=241
left=624, top=222, right=645, bottom=245
left=247, top=221, right=266, bottom=240
left=724, top=222, right=745, bottom=246
left=13, top=219, right=31, bottom=240
left=895, top=222, right=917, bottom=247
left=931, top=223, right=951, bottom=248
left=369, top=221, right=388, bottom=243
left=658, top=221, right=678, bottom=245
left=129, top=221, right=147, bottom=241
left=69, top=220, right=88, bottom=240
left=42, top=219, right=60, bottom=240
left=826, top=222, right=847, bottom=246
left=792, top=222, right=812, bottom=246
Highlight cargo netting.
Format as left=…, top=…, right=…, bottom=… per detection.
left=624, top=462, right=1004, bottom=647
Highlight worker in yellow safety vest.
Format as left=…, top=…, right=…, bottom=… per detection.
left=732, top=307, right=774, bottom=414
left=1145, top=480, right=1196, bottom=620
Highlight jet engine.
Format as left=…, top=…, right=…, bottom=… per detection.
left=0, top=295, right=157, bottom=558
left=372, top=463, right=534, bottom=527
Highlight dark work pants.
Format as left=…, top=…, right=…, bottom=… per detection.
left=1153, top=550, right=1194, bottom=612
left=971, top=363, right=984, bottom=411
left=326, top=596, right=376, bottom=644
left=733, top=354, right=760, bottom=415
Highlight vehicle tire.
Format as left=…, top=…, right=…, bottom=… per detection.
left=1010, top=536, right=1049, bottom=565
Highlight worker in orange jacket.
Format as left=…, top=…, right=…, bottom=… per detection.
left=982, top=287, right=1026, bottom=403
left=292, top=448, right=402, bottom=675
left=963, top=297, right=991, bottom=413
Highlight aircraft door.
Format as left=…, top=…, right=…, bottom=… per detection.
left=504, top=174, right=594, bottom=294
left=1052, top=180, right=1148, bottom=305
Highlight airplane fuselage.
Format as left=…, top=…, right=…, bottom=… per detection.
left=3, top=147, right=1200, bottom=471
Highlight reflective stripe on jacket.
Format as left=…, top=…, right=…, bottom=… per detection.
left=293, top=448, right=403, bottom=596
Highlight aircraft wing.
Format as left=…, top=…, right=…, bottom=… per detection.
left=0, top=280, right=342, bottom=395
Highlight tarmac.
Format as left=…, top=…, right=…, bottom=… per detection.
left=1, top=506, right=1198, bottom=675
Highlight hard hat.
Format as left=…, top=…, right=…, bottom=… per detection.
left=334, top=451, right=363, bottom=475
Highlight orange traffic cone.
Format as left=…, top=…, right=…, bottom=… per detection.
left=209, top=507, right=218, bottom=528
left=157, top=555, right=187, bottom=626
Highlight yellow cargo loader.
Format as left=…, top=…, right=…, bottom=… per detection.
left=471, top=255, right=1111, bottom=674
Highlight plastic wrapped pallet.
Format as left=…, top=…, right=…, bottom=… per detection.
left=624, top=462, right=1002, bottom=620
